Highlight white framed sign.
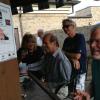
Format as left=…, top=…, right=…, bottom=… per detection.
left=0, top=2, right=17, bottom=62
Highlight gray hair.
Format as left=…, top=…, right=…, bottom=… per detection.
left=37, top=29, right=44, bottom=33
left=62, top=19, right=76, bottom=27
left=43, top=33, right=59, bottom=47
left=91, top=23, right=100, bottom=34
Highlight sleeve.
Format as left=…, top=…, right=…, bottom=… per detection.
left=59, top=57, right=72, bottom=82
left=17, top=48, right=22, bottom=62
left=37, top=46, right=44, bottom=58
left=40, top=55, right=49, bottom=76
left=74, top=34, right=86, bottom=53
left=62, top=39, right=66, bottom=51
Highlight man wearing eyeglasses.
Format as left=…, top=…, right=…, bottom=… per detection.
left=74, top=23, right=100, bottom=100
left=62, top=19, right=87, bottom=97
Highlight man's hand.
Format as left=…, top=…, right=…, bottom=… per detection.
left=72, top=59, right=80, bottom=70
left=74, top=91, right=90, bottom=100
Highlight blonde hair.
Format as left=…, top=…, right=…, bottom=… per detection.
left=62, top=19, right=76, bottom=27
left=21, top=33, right=37, bottom=49
left=91, top=23, right=100, bottom=34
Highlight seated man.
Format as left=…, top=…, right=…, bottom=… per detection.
left=42, top=33, right=72, bottom=99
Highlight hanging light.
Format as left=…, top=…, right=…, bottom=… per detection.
left=56, top=0, right=64, bottom=8
left=11, top=4, right=18, bottom=15
left=37, top=0, right=49, bottom=10
left=23, top=4, right=33, bottom=13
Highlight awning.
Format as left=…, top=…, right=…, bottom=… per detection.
left=10, top=0, right=80, bottom=7
left=10, top=0, right=80, bottom=14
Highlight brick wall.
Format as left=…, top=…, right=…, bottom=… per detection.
left=12, top=13, right=67, bottom=46
left=13, top=13, right=67, bottom=34
left=75, top=7, right=91, bottom=16
left=69, top=6, right=100, bottom=54
left=91, top=7, right=100, bottom=24
left=12, top=6, right=100, bottom=47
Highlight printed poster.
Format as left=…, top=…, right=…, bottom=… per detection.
left=0, top=2, right=17, bottom=62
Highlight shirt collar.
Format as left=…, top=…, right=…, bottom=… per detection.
left=53, top=48, right=60, bottom=57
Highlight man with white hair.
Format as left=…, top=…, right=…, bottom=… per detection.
left=74, top=23, right=100, bottom=100
left=36, top=29, right=44, bottom=47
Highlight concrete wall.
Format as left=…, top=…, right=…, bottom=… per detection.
left=75, top=7, right=91, bottom=16
left=70, top=6, right=100, bottom=40
left=12, top=13, right=68, bottom=45
left=70, top=18, right=92, bottom=41
left=12, top=6, right=100, bottom=48
left=68, top=6, right=100, bottom=54
left=91, top=6, right=100, bottom=24
left=13, top=13, right=67, bottom=34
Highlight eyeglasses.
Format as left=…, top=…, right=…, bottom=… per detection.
left=88, top=39, right=100, bottom=44
left=63, top=25, right=70, bottom=28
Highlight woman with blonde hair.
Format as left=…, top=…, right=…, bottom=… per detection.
left=17, top=33, right=44, bottom=79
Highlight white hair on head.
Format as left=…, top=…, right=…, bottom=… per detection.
left=37, top=29, right=44, bottom=33
left=91, top=23, right=100, bottom=34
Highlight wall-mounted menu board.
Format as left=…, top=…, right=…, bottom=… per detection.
left=0, top=2, right=17, bottom=62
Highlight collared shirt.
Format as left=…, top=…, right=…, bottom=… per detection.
left=36, top=36, right=43, bottom=47
left=53, top=48, right=72, bottom=81
left=43, top=48, right=72, bottom=89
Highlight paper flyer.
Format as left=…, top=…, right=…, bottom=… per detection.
left=0, top=2, right=17, bottom=62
